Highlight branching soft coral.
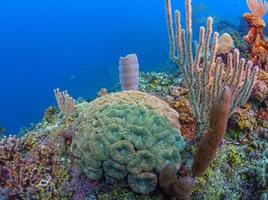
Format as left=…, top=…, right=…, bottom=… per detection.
left=244, top=0, right=268, bottom=71
left=246, top=0, right=268, bottom=18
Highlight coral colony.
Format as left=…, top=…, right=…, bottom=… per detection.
left=0, top=0, right=268, bottom=199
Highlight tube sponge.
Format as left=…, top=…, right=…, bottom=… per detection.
left=192, top=87, right=232, bottom=177
left=119, top=54, right=139, bottom=91
left=159, top=164, right=195, bottom=200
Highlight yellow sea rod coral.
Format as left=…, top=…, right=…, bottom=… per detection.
left=71, top=90, right=185, bottom=194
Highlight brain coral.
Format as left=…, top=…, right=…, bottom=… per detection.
left=71, top=90, right=185, bottom=194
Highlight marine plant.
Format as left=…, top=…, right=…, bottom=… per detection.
left=165, top=0, right=259, bottom=133
left=71, top=90, right=185, bottom=194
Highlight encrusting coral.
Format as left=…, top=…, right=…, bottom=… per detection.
left=71, top=90, right=185, bottom=194
left=0, top=133, right=70, bottom=199
left=243, top=0, right=268, bottom=71
left=163, top=86, right=197, bottom=141
left=165, top=0, right=258, bottom=133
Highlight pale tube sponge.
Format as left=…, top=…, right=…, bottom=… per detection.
left=119, top=54, right=139, bottom=91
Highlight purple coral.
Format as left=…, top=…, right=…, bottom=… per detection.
left=119, top=54, right=139, bottom=91
left=68, top=168, right=98, bottom=200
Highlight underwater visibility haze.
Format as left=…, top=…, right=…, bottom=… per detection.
left=0, top=0, right=268, bottom=199
left=0, top=0, right=253, bottom=134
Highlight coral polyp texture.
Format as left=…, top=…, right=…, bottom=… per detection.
left=70, top=90, right=185, bottom=194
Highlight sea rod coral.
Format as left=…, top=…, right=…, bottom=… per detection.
left=165, top=0, right=259, bottom=133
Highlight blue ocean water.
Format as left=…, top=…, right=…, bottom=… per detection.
left=0, top=0, right=257, bottom=134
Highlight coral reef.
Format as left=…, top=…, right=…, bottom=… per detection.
left=2, top=0, right=268, bottom=199
left=159, top=164, right=195, bottom=200
left=230, top=107, right=258, bottom=131
left=192, top=87, right=231, bottom=177
left=97, top=88, right=108, bottom=97
left=216, top=19, right=250, bottom=59
left=43, top=106, right=57, bottom=123
left=243, top=0, right=268, bottom=71
left=71, top=90, right=185, bottom=194
left=0, top=133, right=71, bottom=199
left=193, top=132, right=268, bottom=199
left=163, top=86, right=197, bottom=141
left=139, top=72, right=179, bottom=95
left=217, top=33, right=234, bottom=55
left=165, top=0, right=258, bottom=133
left=252, top=80, right=268, bottom=102
left=54, top=88, right=77, bottom=116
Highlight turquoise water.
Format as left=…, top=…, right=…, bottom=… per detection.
left=0, top=0, right=259, bottom=133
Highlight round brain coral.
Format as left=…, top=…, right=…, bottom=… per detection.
left=71, top=91, right=185, bottom=194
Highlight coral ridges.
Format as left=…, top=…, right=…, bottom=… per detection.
left=71, top=90, right=185, bottom=194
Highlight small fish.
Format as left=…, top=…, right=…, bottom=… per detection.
left=70, top=75, right=76, bottom=80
